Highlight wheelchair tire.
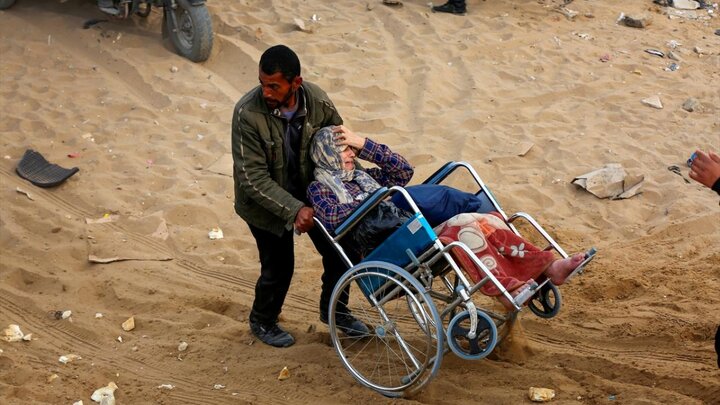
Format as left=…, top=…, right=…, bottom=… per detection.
left=329, top=261, right=444, bottom=397
left=528, top=282, right=562, bottom=319
left=446, top=309, right=498, bottom=360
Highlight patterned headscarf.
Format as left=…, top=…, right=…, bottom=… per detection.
left=311, top=127, right=381, bottom=204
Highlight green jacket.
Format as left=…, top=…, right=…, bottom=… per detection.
left=231, top=82, right=343, bottom=236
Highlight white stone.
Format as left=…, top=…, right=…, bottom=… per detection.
left=178, top=341, right=188, bottom=352
left=91, top=382, right=118, bottom=405
left=641, top=95, right=663, bottom=109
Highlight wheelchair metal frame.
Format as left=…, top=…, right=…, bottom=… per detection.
left=313, top=161, right=573, bottom=397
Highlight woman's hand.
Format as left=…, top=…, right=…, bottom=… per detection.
left=332, top=125, right=366, bottom=151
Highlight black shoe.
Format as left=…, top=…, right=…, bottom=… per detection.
left=321, top=312, right=370, bottom=338
left=249, top=321, right=295, bottom=348
left=432, top=2, right=466, bottom=15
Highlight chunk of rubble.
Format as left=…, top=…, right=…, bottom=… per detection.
left=178, top=341, right=188, bottom=352
left=3, top=324, right=26, bottom=342
left=529, top=387, right=556, bottom=402
left=121, top=317, right=135, bottom=331
left=59, top=354, right=82, bottom=364
left=642, top=95, right=663, bottom=109
left=91, top=381, right=118, bottom=405
left=47, top=374, right=59, bottom=383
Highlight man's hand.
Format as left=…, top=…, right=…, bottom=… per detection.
left=294, top=206, right=315, bottom=234
left=332, top=125, right=366, bottom=151
left=689, top=150, right=720, bottom=189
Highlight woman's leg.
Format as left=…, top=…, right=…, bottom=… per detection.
left=544, top=254, right=586, bottom=285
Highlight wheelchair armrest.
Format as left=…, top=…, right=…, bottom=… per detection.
left=334, top=187, right=390, bottom=237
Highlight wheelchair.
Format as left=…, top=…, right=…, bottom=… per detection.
left=313, top=161, right=596, bottom=397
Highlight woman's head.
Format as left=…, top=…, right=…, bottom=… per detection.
left=311, top=127, right=355, bottom=178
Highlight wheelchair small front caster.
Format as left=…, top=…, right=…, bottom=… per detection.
left=446, top=309, right=498, bottom=360
left=528, top=282, right=562, bottom=319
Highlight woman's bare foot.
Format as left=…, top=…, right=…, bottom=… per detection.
left=545, top=253, right=585, bottom=285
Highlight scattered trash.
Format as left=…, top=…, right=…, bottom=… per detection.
left=573, top=164, right=645, bottom=199
left=693, top=46, right=707, bottom=55
left=67, top=152, right=81, bottom=158
left=278, top=366, right=290, bottom=381
left=668, top=165, right=691, bottom=183
left=47, top=374, right=59, bottom=383
left=73, top=401, right=84, bottom=405
left=91, top=382, right=118, bottom=405
left=608, top=394, right=617, bottom=401
left=213, top=384, right=226, bottom=389
left=618, top=13, right=652, bottom=28
left=85, top=214, right=119, bottom=224
left=3, top=324, right=29, bottom=342
left=687, top=152, right=698, bottom=167
left=599, top=54, right=611, bottom=62
left=682, top=98, right=701, bottom=112
left=671, top=0, right=700, bottom=9
left=95, top=313, right=104, bottom=318
left=644, top=49, right=665, bottom=58
left=157, top=384, right=175, bottom=390
left=208, top=228, right=224, bottom=240
left=529, top=387, right=556, bottom=402
left=62, top=310, right=72, bottom=319
left=667, top=51, right=681, bottom=61
left=665, top=62, right=680, bottom=71
left=293, top=18, right=314, bottom=33
left=117, top=336, right=123, bottom=343
left=573, top=32, right=592, bottom=40
left=121, top=317, right=135, bottom=332
left=59, top=354, right=82, bottom=364
left=15, top=187, right=34, bottom=201
left=170, top=66, right=179, bottom=73
left=16, top=149, right=79, bottom=188
left=178, top=341, right=188, bottom=352
left=641, top=95, right=664, bottom=109
left=555, top=7, right=578, bottom=20
left=666, top=39, right=682, bottom=49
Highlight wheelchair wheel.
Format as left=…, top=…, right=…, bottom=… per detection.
left=446, top=309, right=498, bottom=360
left=528, top=282, right=562, bottom=319
left=329, top=261, right=444, bottom=397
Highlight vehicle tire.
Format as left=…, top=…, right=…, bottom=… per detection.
left=163, top=0, right=212, bottom=62
left=0, top=0, right=17, bottom=10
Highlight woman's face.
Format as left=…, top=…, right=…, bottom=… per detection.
left=340, top=147, right=356, bottom=171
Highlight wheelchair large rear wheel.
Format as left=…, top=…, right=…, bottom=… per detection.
left=329, top=261, right=444, bottom=397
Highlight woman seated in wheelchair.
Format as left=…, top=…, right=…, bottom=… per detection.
left=308, top=126, right=589, bottom=310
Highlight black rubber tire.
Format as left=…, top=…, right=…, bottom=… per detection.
left=164, top=0, right=212, bottom=62
left=0, top=0, right=17, bottom=10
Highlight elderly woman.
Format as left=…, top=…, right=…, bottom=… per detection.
left=308, top=126, right=589, bottom=310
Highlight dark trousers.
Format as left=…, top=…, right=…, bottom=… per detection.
left=248, top=223, right=352, bottom=325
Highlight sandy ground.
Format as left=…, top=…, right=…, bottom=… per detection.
left=1, top=0, right=719, bottom=404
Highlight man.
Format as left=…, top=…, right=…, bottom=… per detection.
left=231, top=45, right=369, bottom=348
left=432, top=0, right=467, bottom=15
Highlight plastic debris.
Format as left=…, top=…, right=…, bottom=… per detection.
left=59, top=354, right=82, bottom=364
left=157, top=384, right=175, bottom=390
left=95, top=313, right=104, bottom=318
left=572, top=164, right=645, bottom=199
left=178, top=341, right=188, bottom=352
left=213, top=384, right=225, bottom=389
left=68, top=152, right=81, bottom=158
left=121, top=317, right=135, bottom=331
left=641, top=95, right=663, bottom=109
left=117, top=336, right=123, bottom=343
left=3, top=324, right=26, bottom=342
left=91, top=382, right=118, bottom=405
left=665, top=62, right=680, bottom=71
left=293, top=18, right=314, bottom=33
left=73, top=401, right=84, bottom=405
left=529, top=387, right=556, bottom=402
left=62, top=310, right=72, bottom=319
left=671, top=0, right=700, bottom=9
left=208, top=228, right=224, bottom=240
left=278, top=366, right=290, bottom=381
left=15, top=187, right=34, bottom=200
left=644, top=49, right=665, bottom=58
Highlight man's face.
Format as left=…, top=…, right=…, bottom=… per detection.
left=259, top=70, right=300, bottom=110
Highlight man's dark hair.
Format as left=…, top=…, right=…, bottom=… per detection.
left=260, top=45, right=301, bottom=83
